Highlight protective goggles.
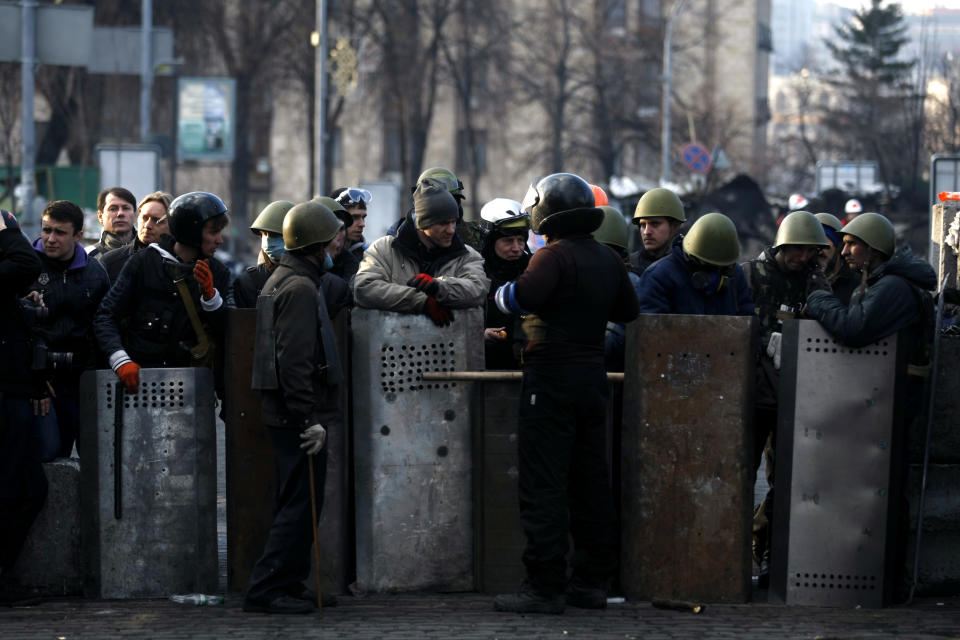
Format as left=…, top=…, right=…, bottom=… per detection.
left=483, top=213, right=530, bottom=235
left=336, top=188, right=373, bottom=208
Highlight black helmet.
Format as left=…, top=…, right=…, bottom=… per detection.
left=522, top=173, right=602, bottom=236
left=168, top=192, right=228, bottom=247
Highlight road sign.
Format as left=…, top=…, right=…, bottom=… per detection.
left=682, top=142, right=712, bottom=174
left=0, top=2, right=93, bottom=66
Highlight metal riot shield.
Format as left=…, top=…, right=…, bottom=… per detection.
left=79, top=368, right=217, bottom=599
left=351, top=308, right=483, bottom=592
left=224, top=308, right=351, bottom=594
left=771, top=320, right=904, bottom=608
left=621, top=314, right=756, bottom=603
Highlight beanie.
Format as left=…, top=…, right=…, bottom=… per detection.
left=414, top=178, right=460, bottom=229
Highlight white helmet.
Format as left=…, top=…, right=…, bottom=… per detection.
left=788, top=193, right=809, bottom=211
left=844, top=198, right=862, bottom=215
left=480, top=198, right=527, bottom=232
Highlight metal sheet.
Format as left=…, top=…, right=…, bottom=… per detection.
left=224, top=308, right=351, bottom=594
left=771, top=320, right=900, bottom=608
left=352, top=308, right=483, bottom=592
left=621, top=314, right=756, bottom=603
left=79, top=368, right=217, bottom=599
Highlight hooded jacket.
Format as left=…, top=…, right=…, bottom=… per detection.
left=354, top=217, right=488, bottom=312
left=806, top=245, right=936, bottom=348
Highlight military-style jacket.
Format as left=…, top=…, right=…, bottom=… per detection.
left=354, top=218, right=488, bottom=312
left=743, top=248, right=816, bottom=350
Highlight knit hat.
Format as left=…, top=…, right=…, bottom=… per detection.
left=414, top=178, right=460, bottom=229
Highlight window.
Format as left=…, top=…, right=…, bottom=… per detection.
left=757, top=23, right=773, bottom=52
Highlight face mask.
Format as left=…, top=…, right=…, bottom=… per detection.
left=323, top=252, right=334, bottom=270
left=262, top=235, right=286, bottom=263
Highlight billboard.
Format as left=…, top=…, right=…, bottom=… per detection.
left=177, top=77, right=235, bottom=162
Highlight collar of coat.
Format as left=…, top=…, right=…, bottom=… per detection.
left=394, top=216, right=467, bottom=274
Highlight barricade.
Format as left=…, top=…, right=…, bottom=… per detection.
left=78, top=368, right=218, bottom=598
left=351, top=308, right=483, bottom=592
left=223, top=307, right=351, bottom=595
left=621, top=314, right=756, bottom=603
left=771, top=320, right=903, bottom=607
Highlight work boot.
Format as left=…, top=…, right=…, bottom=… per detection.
left=566, top=576, right=607, bottom=609
left=287, top=583, right=338, bottom=608
left=494, top=581, right=564, bottom=614
left=242, top=594, right=314, bottom=614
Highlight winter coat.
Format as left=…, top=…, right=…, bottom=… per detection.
left=483, top=251, right=530, bottom=370
left=99, top=237, right=147, bottom=283
left=806, top=245, right=936, bottom=348
left=0, top=223, right=42, bottom=395
left=354, top=218, right=488, bottom=312
left=27, top=240, right=110, bottom=375
left=636, top=239, right=754, bottom=316
left=259, top=253, right=350, bottom=429
left=234, top=262, right=273, bottom=309
left=88, top=229, right=132, bottom=260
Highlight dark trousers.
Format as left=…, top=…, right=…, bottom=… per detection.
left=0, top=393, right=48, bottom=571
left=32, top=380, right=80, bottom=461
left=246, top=426, right=327, bottom=602
left=752, top=405, right=777, bottom=564
left=517, top=365, right=617, bottom=595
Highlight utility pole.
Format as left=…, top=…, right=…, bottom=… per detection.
left=660, top=0, right=688, bottom=186
left=20, top=0, right=37, bottom=233
left=141, top=0, right=153, bottom=142
left=313, top=0, right=328, bottom=197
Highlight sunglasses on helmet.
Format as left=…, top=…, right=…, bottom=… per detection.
left=336, top=188, right=373, bottom=207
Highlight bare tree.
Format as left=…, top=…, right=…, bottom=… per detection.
left=0, top=63, right=21, bottom=204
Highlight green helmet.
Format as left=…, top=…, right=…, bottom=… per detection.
left=775, top=211, right=828, bottom=248
left=312, top=195, right=347, bottom=213
left=250, top=200, right=295, bottom=236
left=633, top=188, right=685, bottom=223
left=594, top=206, right=629, bottom=250
left=842, top=212, right=895, bottom=257
left=682, top=212, right=741, bottom=267
left=282, top=201, right=342, bottom=251
left=417, top=166, right=464, bottom=198
left=814, top=212, right=843, bottom=233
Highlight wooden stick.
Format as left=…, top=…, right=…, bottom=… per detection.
left=419, top=370, right=625, bottom=382
left=308, top=454, right=323, bottom=617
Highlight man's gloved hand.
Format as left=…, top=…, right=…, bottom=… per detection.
left=806, top=265, right=832, bottom=297
left=406, top=273, right=440, bottom=297
left=766, top=332, right=782, bottom=370
left=299, top=423, right=327, bottom=455
left=117, top=362, right=141, bottom=392
left=193, top=259, right=216, bottom=300
left=424, top=296, right=454, bottom=327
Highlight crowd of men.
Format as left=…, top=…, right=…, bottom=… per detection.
left=0, top=168, right=936, bottom=615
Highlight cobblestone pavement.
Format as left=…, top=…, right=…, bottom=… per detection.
left=1, top=593, right=959, bottom=639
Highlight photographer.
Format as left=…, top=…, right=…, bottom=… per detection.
left=0, top=208, right=44, bottom=604
left=26, top=201, right=110, bottom=460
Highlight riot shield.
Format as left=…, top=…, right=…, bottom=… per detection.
left=621, top=314, right=756, bottom=603
left=771, top=320, right=904, bottom=607
left=79, top=367, right=217, bottom=598
left=351, top=308, right=483, bottom=592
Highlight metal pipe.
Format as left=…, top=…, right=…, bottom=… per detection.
left=20, top=0, right=37, bottom=234
left=420, top=371, right=625, bottom=383
left=313, top=0, right=327, bottom=197
left=660, top=0, right=688, bottom=186
left=140, top=0, right=153, bottom=142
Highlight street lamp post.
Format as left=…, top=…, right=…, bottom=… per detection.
left=313, top=0, right=328, bottom=198
left=661, top=0, right=688, bottom=186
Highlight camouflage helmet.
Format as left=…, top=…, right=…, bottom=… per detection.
left=416, top=166, right=464, bottom=199
left=775, top=211, right=828, bottom=248
left=841, top=212, right=895, bottom=257
left=814, top=212, right=843, bottom=234
left=593, top=206, right=629, bottom=250
left=250, top=200, right=295, bottom=236
left=633, top=188, right=685, bottom=223
left=282, top=201, right=342, bottom=251
left=522, top=173, right=602, bottom=236
left=682, top=212, right=741, bottom=267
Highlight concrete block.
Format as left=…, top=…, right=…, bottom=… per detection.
left=906, top=530, right=960, bottom=596
left=915, top=337, right=960, bottom=464
left=11, top=458, right=83, bottom=595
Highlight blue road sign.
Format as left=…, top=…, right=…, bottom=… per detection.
left=682, top=142, right=712, bottom=174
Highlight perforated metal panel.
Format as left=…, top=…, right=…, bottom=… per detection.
left=79, top=368, right=218, bottom=599
left=772, top=320, right=901, bottom=608
left=352, top=308, right=483, bottom=592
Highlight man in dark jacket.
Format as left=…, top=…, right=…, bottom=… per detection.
left=233, top=200, right=295, bottom=309
left=244, top=201, right=349, bottom=614
left=26, top=201, right=110, bottom=459
left=0, top=209, right=45, bottom=605
left=629, top=187, right=685, bottom=277
left=492, top=173, right=639, bottom=615
left=636, top=213, right=754, bottom=316
left=89, top=187, right=136, bottom=259
left=815, top=212, right=860, bottom=306
left=740, top=210, right=830, bottom=583
left=94, top=192, right=233, bottom=395
left=100, top=191, right=171, bottom=283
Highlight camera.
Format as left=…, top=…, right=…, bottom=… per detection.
left=19, top=298, right=49, bottom=326
left=30, top=340, right=73, bottom=371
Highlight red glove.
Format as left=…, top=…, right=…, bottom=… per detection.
left=193, top=259, right=215, bottom=300
left=406, top=273, right=440, bottom=297
left=117, top=362, right=141, bottom=392
left=423, top=297, right=454, bottom=327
